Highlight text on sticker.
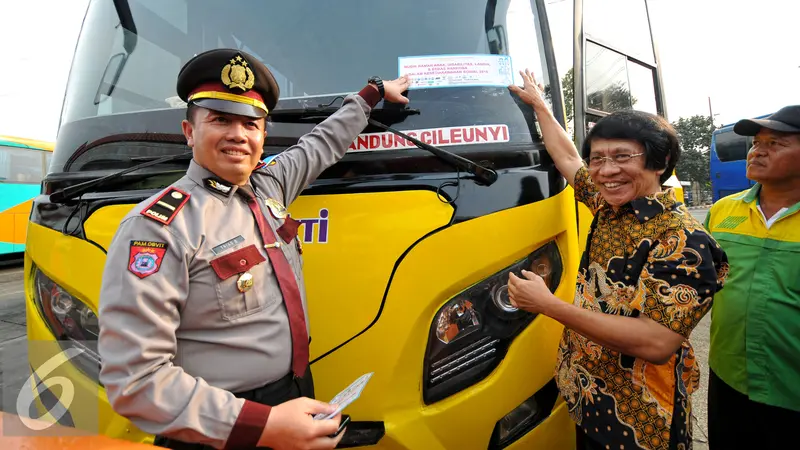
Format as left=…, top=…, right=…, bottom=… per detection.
left=348, top=124, right=509, bottom=152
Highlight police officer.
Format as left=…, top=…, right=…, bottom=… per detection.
left=96, top=48, right=410, bottom=450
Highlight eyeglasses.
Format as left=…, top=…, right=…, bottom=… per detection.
left=585, top=153, right=645, bottom=168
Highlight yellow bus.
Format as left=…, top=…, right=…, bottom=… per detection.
left=0, top=135, right=53, bottom=259
left=24, top=0, right=673, bottom=448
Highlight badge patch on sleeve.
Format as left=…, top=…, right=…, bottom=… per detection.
left=128, top=241, right=169, bottom=279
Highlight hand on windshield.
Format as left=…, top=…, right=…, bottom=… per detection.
left=510, top=68, right=583, bottom=188
left=509, top=69, right=547, bottom=112
left=383, top=75, right=411, bottom=104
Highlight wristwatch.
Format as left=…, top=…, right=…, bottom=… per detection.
left=368, top=76, right=385, bottom=99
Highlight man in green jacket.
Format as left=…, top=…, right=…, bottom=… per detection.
left=704, top=105, right=800, bottom=449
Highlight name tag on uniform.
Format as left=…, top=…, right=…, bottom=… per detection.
left=211, top=235, right=245, bottom=255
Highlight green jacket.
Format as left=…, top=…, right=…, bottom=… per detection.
left=705, top=185, right=800, bottom=411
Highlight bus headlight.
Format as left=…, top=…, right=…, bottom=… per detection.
left=31, top=266, right=101, bottom=382
left=435, top=299, right=481, bottom=344
left=423, top=241, right=562, bottom=404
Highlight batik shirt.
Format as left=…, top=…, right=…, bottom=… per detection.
left=556, top=167, right=729, bottom=450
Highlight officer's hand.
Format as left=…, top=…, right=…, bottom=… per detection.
left=257, top=397, right=345, bottom=450
left=382, top=75, right=411, bottom=104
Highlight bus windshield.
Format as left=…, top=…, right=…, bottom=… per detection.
left=58, top=0, right=552, bottom=170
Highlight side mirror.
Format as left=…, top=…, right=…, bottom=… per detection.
left=113, top=0, right=138, bottom=53
left=487, top=25, right=507, bottom=55
left=93, top=52, right=128, bottom=105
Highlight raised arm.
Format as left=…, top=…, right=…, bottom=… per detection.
left=259, top=77, right=410, bottom=206
left=509, top=69, right=584, bottom=187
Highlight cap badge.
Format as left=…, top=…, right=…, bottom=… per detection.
left=221, top=54, right=255, bottom=91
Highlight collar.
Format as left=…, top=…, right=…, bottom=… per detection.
left=186, top=159, right=248, bottom=204
left=743, top=183, right=800, bottom=219
left=625, top=188, right=679, bottom=223
left=741, top=183, right=761, bottom=203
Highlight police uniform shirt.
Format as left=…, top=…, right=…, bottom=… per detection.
left=97, top=93, right=373, bottom=449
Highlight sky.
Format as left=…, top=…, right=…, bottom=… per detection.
left=0, top=0, right=797, bottom=142
left=648, top=0, right=799, bottom=125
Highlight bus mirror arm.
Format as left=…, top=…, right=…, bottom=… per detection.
left=92, top=0, right=137, bottom=106
left=113, top=0, right=138, bottom=54
left=366, top=118, right=498, bottom=186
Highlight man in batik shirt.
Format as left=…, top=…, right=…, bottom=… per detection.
left=508, top=70, right=728, bottom=450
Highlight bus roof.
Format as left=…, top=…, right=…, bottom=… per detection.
left=0, top=135, right=55, bottom=151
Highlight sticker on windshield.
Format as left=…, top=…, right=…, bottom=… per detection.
left=399, top=54, right=513, bottom=89
left=348, top=124, right=509, bottom=152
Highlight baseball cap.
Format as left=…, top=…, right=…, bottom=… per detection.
left=733, top=105, right=800, bottom=136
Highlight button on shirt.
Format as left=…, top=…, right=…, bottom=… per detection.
left=705, top=185, right=800, bottom=412
left=556, top=166, right=729, bottom=450
left=97, top=94, right=372, bottom=449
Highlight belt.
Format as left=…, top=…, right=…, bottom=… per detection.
left=233, top=372, right=296, bottom=402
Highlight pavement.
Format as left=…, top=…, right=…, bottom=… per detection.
left=688, top=315, right=711, bottom=449
left=0, top=264, right=29, bottom=423
left=687, top=207, right=712, bottom=450
left=0, top=265, right=25, bottom=343
left=0, top=207, right=714, bottom=447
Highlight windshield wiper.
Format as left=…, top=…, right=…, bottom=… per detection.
left=365, top=118, right=498, bottom=186
left=50, top=105, right=499, bottom=203
left=49, top=151, right=193, bottom=203
left=270, top=106, right=498, bottom=186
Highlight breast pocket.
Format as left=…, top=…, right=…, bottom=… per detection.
left=763, top=245, right=800, bottom=315
left=209, top=244, right=270, bottom=320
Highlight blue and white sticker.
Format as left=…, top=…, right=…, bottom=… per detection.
left=398, top=54, right=513, bottom=90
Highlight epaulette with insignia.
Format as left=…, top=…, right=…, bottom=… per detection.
left=255, top=154, right=279, bottom=171
left=141, top=187, right=190, bottom=225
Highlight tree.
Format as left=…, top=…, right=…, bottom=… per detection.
left=672, top=115, right=715, bottom=185
left=673, top=115, right=716, bottom=153
left=587, top=82, right=636, bottom=115
left=546, top=68, right=635, bottom=125
left=543, top=69, right=573, bottom=122
left=557, top=69, right=574, bottom=123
